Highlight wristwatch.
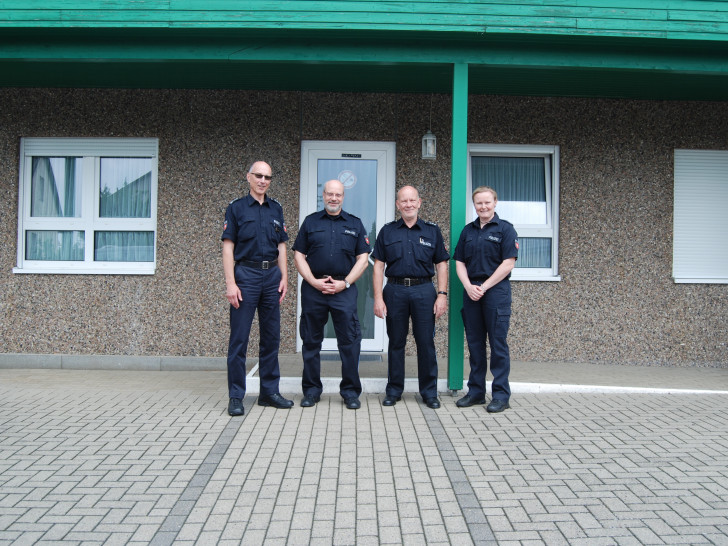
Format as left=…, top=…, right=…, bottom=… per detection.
left=344, top=279, right=351, bottom=289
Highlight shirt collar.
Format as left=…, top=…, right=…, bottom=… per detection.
left=317, top=208, right=348, bottom=221
left=245, top=193, right=270, bottom=207
left=472, top=212, right=500, bottom=228
left=396, top=217, right=424, bottom=230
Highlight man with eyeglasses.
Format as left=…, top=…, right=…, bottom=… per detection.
left=293, top=179, right=370, bottom=410
left=222, top=161, right=293, bottom=416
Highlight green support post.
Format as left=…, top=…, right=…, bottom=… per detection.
left=447, top=62, right=468, bottom=392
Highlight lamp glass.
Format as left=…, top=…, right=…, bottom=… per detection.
left=421, top=130, right=436, bottom=159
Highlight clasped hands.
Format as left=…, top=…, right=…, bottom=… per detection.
left=313, top=275, right=346, bottom=295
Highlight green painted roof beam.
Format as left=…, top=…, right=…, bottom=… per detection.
left=2, top=30, right=727, bottom=75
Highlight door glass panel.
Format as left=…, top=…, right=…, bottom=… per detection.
left=317, top=159, right=377, bottom=341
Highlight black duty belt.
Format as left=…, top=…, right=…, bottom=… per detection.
left=316, top=274, right=347, bottom=280
left=388, top=277, right=432, bottom=286
left=469, top=277, right=489, bottom=284
left=238, top=259, right=276, bottom=270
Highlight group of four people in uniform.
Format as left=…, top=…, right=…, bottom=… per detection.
left=222, top=160, right=518, bottom=417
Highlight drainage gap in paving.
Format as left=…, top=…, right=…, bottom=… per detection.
left=423, top=407, right=498, bottom=545
left=149, top=400, right=250, bottom=546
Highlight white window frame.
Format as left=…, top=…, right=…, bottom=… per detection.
left=14, top=137, right=159, bottom=275
left=673, top=149, right=728, bottom=283
left=467, top=143, right=560, bottom=281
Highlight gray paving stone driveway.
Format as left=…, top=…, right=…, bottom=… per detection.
left=1, top=369, right=727, bottom=545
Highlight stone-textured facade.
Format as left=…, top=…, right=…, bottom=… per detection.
left=1, top=88, right=726, bottom=366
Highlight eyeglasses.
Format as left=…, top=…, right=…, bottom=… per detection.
left=250, top=172, right=273, bottom=181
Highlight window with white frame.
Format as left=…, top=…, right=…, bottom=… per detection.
left=467, top=144, right=560, bottom=281
left=15, top=138, right=158, bottom=275
left=673, top=149, right=728, bottom=283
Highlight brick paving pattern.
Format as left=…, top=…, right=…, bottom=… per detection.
left=1, top=369, right=727, bottom=544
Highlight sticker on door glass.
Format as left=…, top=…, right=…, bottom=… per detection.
left=338, top=170, right=357, bottom=189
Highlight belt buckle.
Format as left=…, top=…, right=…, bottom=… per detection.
left=261, top=261, right=270, bottom=270
left=404, top=278, right=412, bottom=287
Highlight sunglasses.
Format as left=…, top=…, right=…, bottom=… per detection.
left=250, top=172, right=273, bottom=181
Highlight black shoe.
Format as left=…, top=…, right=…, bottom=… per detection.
left=486, top=399, right=510, bottom=413
left=344, top=397, right=361, bottom=410
left=228, top=398, right=244, bottom=416
left=382, top=395, right=401, bottom=407
left=258, top=393, right=294, bottom=409
left=300, top=395, right=320, bottom=407
left=456, top=394, right=486, bottom=408
left=423, top=397, right=440, bottom=409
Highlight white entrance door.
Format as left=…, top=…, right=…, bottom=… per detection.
left=297, top=140, right=396, bottom=352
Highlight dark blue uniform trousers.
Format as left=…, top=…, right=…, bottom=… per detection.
left=383, top=282, right=439, bottom=399
left=227, top=264, right=282, bottom=399
left=461, top=293, right=512, bottom=401
left=300, top=282, right=362, bottom=399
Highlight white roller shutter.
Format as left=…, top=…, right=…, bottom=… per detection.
left=673, top=149, right=728, bottom=283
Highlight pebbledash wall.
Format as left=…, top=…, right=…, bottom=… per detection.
left=1, top=87, right=726, bottom=367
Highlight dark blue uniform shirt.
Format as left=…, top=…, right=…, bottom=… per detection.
left=372, top=218, right=450, bottom=277
left=293, top=209, right=370, bottom=276
left=453, top=213, right=519, bottom=279
left=221, top=193, right=288, bottom=262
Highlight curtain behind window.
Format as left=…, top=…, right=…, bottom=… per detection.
left=30, top=157, right=81, bottom=218
left=471, top=156, right=550, bottom=268
left=96, top=158, right=153, bottom=262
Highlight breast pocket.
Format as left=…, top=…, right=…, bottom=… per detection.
left=307, top=227, right=327, bottom=249
left=413, top=239, right=435, bottom=265
left=238, top=219, right=257, bottom=241
left=338, top=227, right=359, bottom=255
left=463, top=235, right=477, bottom=260
left=383, top=240, right=403, bottom=262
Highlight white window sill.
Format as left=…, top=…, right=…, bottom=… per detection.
left=512, top=275, right=561, bottom=282
left=13, top=266, right=155, bottom=275
left=673, top=277, right=728, bottom=284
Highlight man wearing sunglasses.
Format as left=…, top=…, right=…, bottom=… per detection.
left=222, top=161, right=293, bottom=416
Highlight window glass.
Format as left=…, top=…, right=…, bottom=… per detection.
left=471, top=156, right=547, bottom=224
left=99, top=158, right=152, bottom=218
left=25, top=231, right=85, bottom=261
left=30, top=157, right=82, bottom=218
left=518, top=238, right=551, bottom=268
left=94, top=231, right=154, bottom=262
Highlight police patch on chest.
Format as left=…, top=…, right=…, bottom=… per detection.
left=487, top=235, right=502, bottom=243
left=419, top=237, right=432, bottom=247
left=344, top=229, right=358, bottom=236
